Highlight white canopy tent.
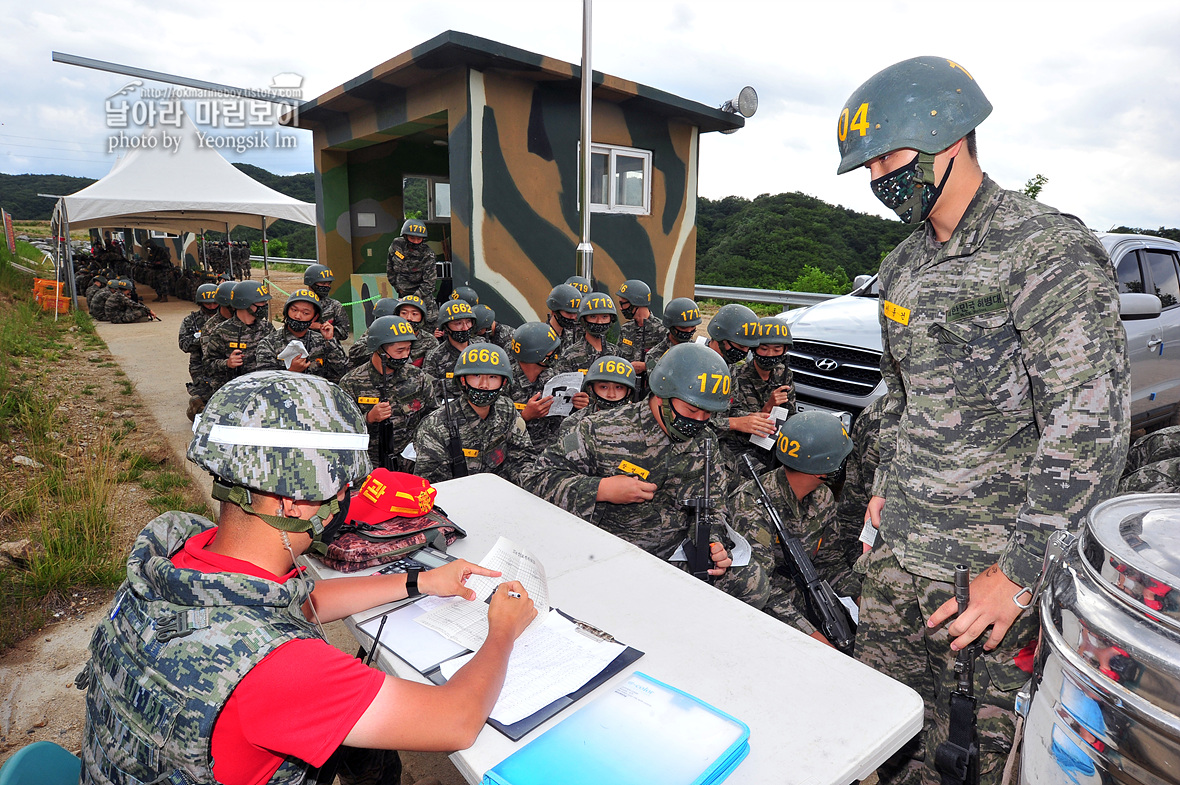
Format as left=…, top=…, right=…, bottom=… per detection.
left=53, top=136, right=316, bottom=304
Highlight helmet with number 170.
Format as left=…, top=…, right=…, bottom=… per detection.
left=510, top=322, right=562, bottom=366
left=400, top=219, right=428, bottom=239
left=648, top=342, right=731, bottom=413
left=775, top=410, right=853, bottom=475
left=835, top=56, right=991, bottom=176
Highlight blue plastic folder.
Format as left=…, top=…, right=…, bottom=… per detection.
left=482, top=672, right=750, bottom=785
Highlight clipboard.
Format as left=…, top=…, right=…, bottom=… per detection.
left=359, top=606, right=643, bottom=741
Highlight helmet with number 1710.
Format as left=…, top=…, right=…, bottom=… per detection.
left=775, top=410, right=854, bottom=475
left=758, top=317, right=793, bottom=347
left=648, top=342, right=731, bottom=413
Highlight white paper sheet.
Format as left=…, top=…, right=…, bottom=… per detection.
left=542, top=372, right=584, bottom=417
left=357, top=602, right=468, bottom=672
left=749, top=405, right=790, bottom=450
left=440, top=610, right=625, bottom=725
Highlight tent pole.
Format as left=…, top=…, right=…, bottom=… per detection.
left=201, top=230, right=207, bottom=274
left=261, top=216, right=270, bottom=279
left=61, top=200, right=79, bottom=312
left=226, top=221, right=234, bottom=278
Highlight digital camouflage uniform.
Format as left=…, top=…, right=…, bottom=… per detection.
left=103, top=292, right=153, bottom=323
left=508, top=361, right=561, bottom=456
left=422, top=338, right=485, bottom=397
left=78, top=512, right=320, bottom=785
left=413, top=395, right=532, bottom=485
left=731, top=467, right=858, bottom=635
left=520, top=400, right=765, bottom=605
left=386, top=237, right=438, bottom=328
left=179, top=309, right=217, bottom=397
left=254, top=326, right=349, bottom=382
left=1119, top=458, right=1180, bottom=494
left=863, top=176, right=1130, bottom=783
left=617, top=315, right=668, bottom=365
left=835, top=395, right=887, bottom=578
left=1122, top=424, right=1180, bottom=477
left=203, top=316, right=277, bottom=393
left=317, top=296, right=352, bottom=342
left=555, top=335, right=619, bottom=375
left=89, top=286, right=116, bottom=320
left=338, top=359, right=437, bottom=469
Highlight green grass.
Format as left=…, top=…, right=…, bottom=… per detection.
left=697, top=297, right=783, bottom=317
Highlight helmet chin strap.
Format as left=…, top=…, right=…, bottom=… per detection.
left=212, top=480, right=339, bottom=556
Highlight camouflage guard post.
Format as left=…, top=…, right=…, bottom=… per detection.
left=522, top=342, right=766, bottom=607
left=837, top=56, right=1129, bottom=784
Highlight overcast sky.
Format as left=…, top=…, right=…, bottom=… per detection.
left=3, top=0, right=1179, bottom=230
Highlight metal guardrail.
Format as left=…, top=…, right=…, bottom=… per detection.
left=693, top=284, right=839, bottom=308
left=249, top=255, right=317, bottom=267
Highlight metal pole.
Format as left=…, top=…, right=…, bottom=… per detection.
left=261, top=216, right=270, bottom=279
left=576, top=0, right=594, bottom=283
left=226, top=222, right=234, bottom=278
left=61, top=200, right=79, bottom=311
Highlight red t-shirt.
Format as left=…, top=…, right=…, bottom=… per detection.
left=172, top=528, right=386, bottom=785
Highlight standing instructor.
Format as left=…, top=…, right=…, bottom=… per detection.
left=838, top=57, right=1129, bottom=784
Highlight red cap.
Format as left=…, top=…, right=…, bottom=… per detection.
left=347, top=469, right=437, bottom=524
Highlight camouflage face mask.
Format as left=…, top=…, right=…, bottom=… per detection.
left=311, top=283, right=332, bottom=298
left=463, top=383, right=501, bottom=408
left=285, top=317, right=313, bottom=334
left=379, top=353, right=409, bottom=375
left=754, top=353, right=784, bottom=370
left=620, top=304, right=636, bottom=320
left=660, top=398, right=708, bottom=442
left=593, top=390, right=631, bottom=410
left=719, top=341, right=749, bottom=364
left=670, top=327, right=696, bottom=344
left=583, top=320, right=611, bottom=337
left=554, top=312, right=578, bottom=331
left=870, top=151, right=953, bottom=225
left=447, top=326, right=471, bottom=344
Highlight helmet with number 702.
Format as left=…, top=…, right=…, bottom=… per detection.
left=775, top=410, right=853, bottom=475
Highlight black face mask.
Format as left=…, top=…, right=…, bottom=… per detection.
left=538, top=350, right=560, bottom=368
left=592, top=391, right=631, bottom=410
left=754, top=353, right=784, bottom=370
left=671, top=327, right=696, bottom=344
left=870, top=151, right=954, bottom=225
left=554, top=312, right=578, bottom=331
left=379, top=353, right=408, bottom=375
left=311, top=283, right=332, bottom=298
left=464, top=383, right=501, bottom=407
left=447, top=326, right=471, bottom=344
left=251, top=303, right=269, bottom=319
left=660, top=398, right=708, bottom=442
left=620, top=304, right=636, bottom=320
left=402, top=317, right=422, bottom=335
left=720, top=341, right=749, bottom=364
left=285, top=317, right=313, bottom=333
left=584, top=320, right=611, bottom=337
left=201, top=303, right=219, bottom=314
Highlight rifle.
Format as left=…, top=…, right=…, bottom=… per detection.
left=741, top=453, right=856, bottom=655
left=441, top=380, right=469, bottom=479
left=376, top=372, right=397, bottom=471
left=934, top=565, right=980, bottom=785
left=634, top=318, right=649, bottom=397
left=682, top=440, right=716, bottom=584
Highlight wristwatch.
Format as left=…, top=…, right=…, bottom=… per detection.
left=405, top=568, right=423, bottom=598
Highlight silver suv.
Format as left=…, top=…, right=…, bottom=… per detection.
left=781, top=232, right=1180, bottom=431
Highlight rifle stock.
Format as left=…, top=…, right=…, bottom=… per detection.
left=741, top=454, right=855, bottom=655
left=682, top=440, right=715, bottom=583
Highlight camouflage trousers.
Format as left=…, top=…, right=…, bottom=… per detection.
left=858, top=542, right=1038, bottom=785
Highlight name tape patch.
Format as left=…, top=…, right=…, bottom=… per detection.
left=617, top=460, right=650, bottom=480
left=883, top=300, right=910, bottom=326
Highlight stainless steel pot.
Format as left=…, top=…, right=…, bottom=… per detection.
left=1020, top=493, right=1180, bottom=784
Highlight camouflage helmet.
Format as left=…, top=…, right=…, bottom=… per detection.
left=546, top=284, right=582, bottom=314
left=195, top=283, right=219, bottom=305
left=708, top=303, right=762, bottom=348
left=394, top=294, right=428, bottom=320
left=366, top=315, right=417, bottom=353
left=775, top=411, right=853, bottom=475
left=510, top=322, right=561, bottom=364
left=451, top=285, right=479, bottom=306
left=836, top=56, right=992, bottom=175
left=472, top=303, right=496, bottom=332
left=565, top=275, right=591, bottom=295
left=283, top=287, right=322, bottom=317
left=663, top=297, right=702, bottom=328
left=372, top=297, right=400, bottom=320
left=454, top=343, right=511, bottom=379
left=400, top=219, right=428, bottom=238
left=188, top=370, right=371, bottom=501
left=759, top=317, right=793, bottom=346
left=578, top=293, right=618, bottom=323
left=583, top=355, right=637, bottom=392
left=615, top=279, right=652, bottom=307
left=214, top=280, right=237, bottom=307
left=648, top=342, right=732, bottom=412
left=303, top=264, right=334, bottom=287
left=439, top=298, right=475, bottom=325
left=230, top=280, right=271, bottom=309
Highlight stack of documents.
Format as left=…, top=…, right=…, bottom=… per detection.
left=482, top=672, right=750, bottom=785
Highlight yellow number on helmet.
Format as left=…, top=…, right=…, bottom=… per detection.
left=850, top=103, right=870, bottom=137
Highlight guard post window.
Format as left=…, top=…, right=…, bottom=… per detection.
left=582, top=144, right=652, bottom=215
